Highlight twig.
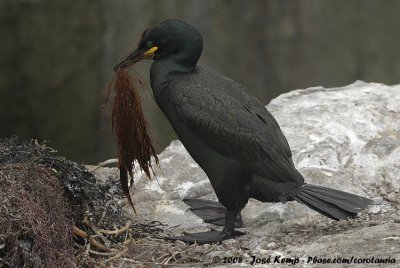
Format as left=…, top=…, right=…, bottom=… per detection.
left=156, top=252, right=170, bottom=262
left=73, top=226, right=111, bottom=252
left=97, top=200, right=112, bottom=225
left=90, top=159, right=118, bottom=172
left=118, top=258, right=140, bottom=264
left=97, top=221, right=132, bottom=236
left=163, top=251, right=182, bottom=265
left=93, top=230, right=109, bottom=245
left=103, top=247, right=129, bottom=263
left=84, top=240, right=91, bottom=256
left=88, top=249, right=119, bottom=256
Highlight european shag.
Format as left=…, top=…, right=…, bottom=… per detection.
left=115, top=19, right=373, bottom=243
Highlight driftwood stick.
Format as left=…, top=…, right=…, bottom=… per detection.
left=73, top=226, right=111, bottom=252
left=96, top=220, right=132, bottom=236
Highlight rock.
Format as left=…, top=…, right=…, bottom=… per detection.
left=285, top=223, right=399, bottom=266
left=92, top=81, right=400, bottom=264
left=118, top=81, right=399, bottom=233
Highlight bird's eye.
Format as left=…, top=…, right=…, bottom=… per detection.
left=146, top=40, right=154, bottom=48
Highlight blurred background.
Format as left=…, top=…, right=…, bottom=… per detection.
left=1, top=0, right=399, bottom=164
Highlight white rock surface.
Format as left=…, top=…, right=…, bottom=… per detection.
left=93, top=81, right=400, bottom=266
left=124, top=81, right=399, bottom=234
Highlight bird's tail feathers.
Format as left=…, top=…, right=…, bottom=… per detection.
left=294, top=184, right=374, bottom=220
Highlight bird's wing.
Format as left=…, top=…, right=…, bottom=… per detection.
left=170, top=73, right=301, bottom=183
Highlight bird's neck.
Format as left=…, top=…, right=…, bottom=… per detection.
left=150, top=58, right=195, bottom=97
left=150, top=36, right=202, bottom=98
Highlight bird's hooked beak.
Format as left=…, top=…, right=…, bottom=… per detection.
left=114, top=46, right=158, bottom=71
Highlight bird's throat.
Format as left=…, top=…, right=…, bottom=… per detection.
left=150, top=58, right=195, bottom=97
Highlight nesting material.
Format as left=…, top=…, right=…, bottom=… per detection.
left=106, top=69, right=158, bottom=214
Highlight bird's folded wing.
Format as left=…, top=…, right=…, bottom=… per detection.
left=172, top=87, right=300, bottom=182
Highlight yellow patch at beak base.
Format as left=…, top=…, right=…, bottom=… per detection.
left=144, top=46, right=158, bottom=58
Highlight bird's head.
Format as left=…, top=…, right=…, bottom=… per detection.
left=114, top=19, right=203, bottom=71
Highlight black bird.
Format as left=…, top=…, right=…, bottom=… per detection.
left=115, top=19, right=374, bottom=243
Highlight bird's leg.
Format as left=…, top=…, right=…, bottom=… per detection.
left=222, top=209, right=237, bottom=235
left=183, top=198, right=243, bottom=227
left=167, top=208, right=244, bottom=244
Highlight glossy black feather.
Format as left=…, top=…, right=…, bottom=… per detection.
left=136, top=20, right=373, bottom=242
left=165, top=66, right=304, bottom=184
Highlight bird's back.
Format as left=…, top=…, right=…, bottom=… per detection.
left=158, top=66, right=304, bottom=184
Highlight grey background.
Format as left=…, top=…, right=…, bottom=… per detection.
left=1, top=0, right=399, bottom=163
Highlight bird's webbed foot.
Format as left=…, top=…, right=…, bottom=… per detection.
left=183, top=198, right=243, bottom=227
left=168, top=229, right=244, bottom=244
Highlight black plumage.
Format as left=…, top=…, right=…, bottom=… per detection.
left=116, top=19, right=373, bottom=243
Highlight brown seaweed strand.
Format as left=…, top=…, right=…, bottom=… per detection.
left=109, top=69, right=158, bottom=214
